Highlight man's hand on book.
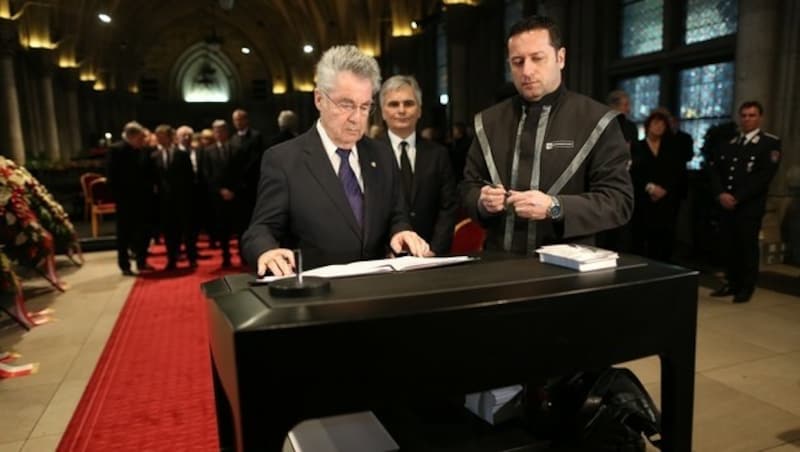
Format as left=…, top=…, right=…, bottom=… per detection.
left=390, top=230, right=433, bottom=257
left=257, top=248, right=296, bottom=277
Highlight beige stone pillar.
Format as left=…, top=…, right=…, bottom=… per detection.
left=0, top=19, right=25, bottom=164
left=29, top=48, right=60, bottom=162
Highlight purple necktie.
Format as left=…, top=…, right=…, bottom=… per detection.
left=335, top=148, right=363, bottom=226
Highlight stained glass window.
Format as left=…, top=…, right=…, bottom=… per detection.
left=679, top=61, right=735, bottom=167
left=619, top=74, right=660, bottom=124
left=685, top=0, right=738, bottom=44
left=437, top=22, right=448, bottom=105
left=620, top=0, right=663, bottom=57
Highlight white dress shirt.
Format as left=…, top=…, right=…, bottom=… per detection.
left=388, top=130, right=416, bottom=173
left=316, top=120, right=364, bottom=191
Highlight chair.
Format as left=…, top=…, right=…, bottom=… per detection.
left=79, top=172, right=103, bottom=221
left=88, top=177, right=116, bottom=238
left=450, top=218, right=487, bottom=254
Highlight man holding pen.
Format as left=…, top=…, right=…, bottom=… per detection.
left=462, top=15, right=633, bottom=253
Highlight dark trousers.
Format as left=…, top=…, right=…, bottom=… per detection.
left=632, top=223, right=675, bottom=263
left=164, top=214, right=198, bottom=265
left=210, top=197, right=235, bottom=262
left=115, top=209, right=150, bottom=271
left=719, top=212, right=761, bottom=294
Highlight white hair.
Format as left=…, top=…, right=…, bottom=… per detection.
left=277, top=110, right=298, bottom=130
left=315, top=45, right=381, bottom=95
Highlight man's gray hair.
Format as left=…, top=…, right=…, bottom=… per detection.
left=607, top=89, right=630, bottom=108
left=277, top=110, right=298, bottom=131
left=379, top=75, right=423, bottom=108
left=212, top=119, right=227, bottom=128
left=122, top=121, right=144, bottom=140
left=315, top=45, right=381, bottom=95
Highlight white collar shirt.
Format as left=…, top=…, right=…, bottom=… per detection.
left=388, top=130, right=416, bottom=173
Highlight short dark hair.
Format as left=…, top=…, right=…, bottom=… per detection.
left=644, top=111, right=672, bottom=135
left=739, top=100, right=763, bottom=115
left=506, top=15, right=563, bottom=49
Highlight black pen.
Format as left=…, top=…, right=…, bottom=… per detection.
left=481, top=179, right=511, bottom=197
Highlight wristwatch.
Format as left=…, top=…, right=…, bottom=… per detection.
left=547, top=196, right=563, bottom=221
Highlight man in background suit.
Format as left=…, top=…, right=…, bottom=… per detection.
left=242, top=45, right=430, bottom=276
left=153, top=124, right=195, bottom=270
left=106, top=121, right=157, bottom=275
left=378, top=75, right=457, bottom=255
left=176, top=125, right=203, bottom=266
left=228, top=109, right=264, bottom=251
left=265, top=110, right=299, bottom=149
left=203, top=119, right=237, bottom=267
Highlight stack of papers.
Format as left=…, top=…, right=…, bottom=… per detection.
left=255, top=255, right=475, bottom=283
left=536, top=244, right=618, bottom=272
left=464, top=385, right=524, bottom=425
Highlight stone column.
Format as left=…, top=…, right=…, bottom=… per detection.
left=443, top=4, right=480, bottom=127
left=771, top=0, right=800, bottom=196
left=59, top=68, right=82, bottom=157
left=0, top=19, right=25, bottom=164
left=28, top=48, right=60, bottom=162
left=734, top=0, right=780, bottom=123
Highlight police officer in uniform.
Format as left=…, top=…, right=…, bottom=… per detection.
left=709, top=101, right=781, bottom=303
left=462, top=15, right=633, bottom=254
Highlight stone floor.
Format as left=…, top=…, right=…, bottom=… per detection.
left=0, top=252, right=798, bottom=452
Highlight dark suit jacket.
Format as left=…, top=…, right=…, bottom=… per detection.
left=241, top=127, right=412, bottom=270
left=630, top=139, right=685, bottom=226
left=202, top=142, right=233, bottom=198
left=106, top=141, right=156, bottom=217
left=153, top=146, right=195, bottom=222
left=228, top=128, right=265, bottom=204
left=378, top=133, right=457, bottom=255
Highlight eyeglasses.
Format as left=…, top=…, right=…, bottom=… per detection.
left=321, top=90, right=375, bottom=116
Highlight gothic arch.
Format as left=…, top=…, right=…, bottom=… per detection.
left=169, top=42, right=242, bottom=103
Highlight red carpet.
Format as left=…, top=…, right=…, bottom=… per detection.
left=58, top=242, right=239, bottom=451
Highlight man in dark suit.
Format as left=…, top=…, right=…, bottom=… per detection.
left=709, top=100, right=781, bottom=303
left=203, top=119, right=237, bottom=268
left=176, top=125, right=203, bottom=267
left=106, top=121, right=157, bottom=275
left=241, top=45, right=430, bottom=276
left=378, top=75, right=457, bottom=255
left=153, top=124, right=195, bottom=270
left=265, top=110, right=299, bottom=149
left=462, top=16, right=633, bottom=255
left=228, top=109, right=264, bottom=246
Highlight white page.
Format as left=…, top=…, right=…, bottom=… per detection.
left=254, top=255, right=475, bottom=283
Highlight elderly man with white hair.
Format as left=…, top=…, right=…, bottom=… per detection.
left=242, top=45, right=430, bottom=276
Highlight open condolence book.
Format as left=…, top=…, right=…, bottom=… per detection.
left=536, top=244, right=618, bottom=272
left=255, top=255, right=476, bottom=283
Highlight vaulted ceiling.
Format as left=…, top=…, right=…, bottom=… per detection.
left=2, top=0, right=450, bottom=94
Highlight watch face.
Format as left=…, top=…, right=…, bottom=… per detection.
left=549, top=202, right=562, bottom=218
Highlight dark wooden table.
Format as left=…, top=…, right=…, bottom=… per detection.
left=202, top=254, right=698, bottom=451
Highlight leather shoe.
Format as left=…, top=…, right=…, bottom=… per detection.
left=121, top=269, right=137, bottom=277
left=733, top=291, right=752, bottom=303
left=710, top=284, right=735, bottom=297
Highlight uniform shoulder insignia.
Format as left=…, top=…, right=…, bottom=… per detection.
left=764, top=132, right=780, bottom=140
